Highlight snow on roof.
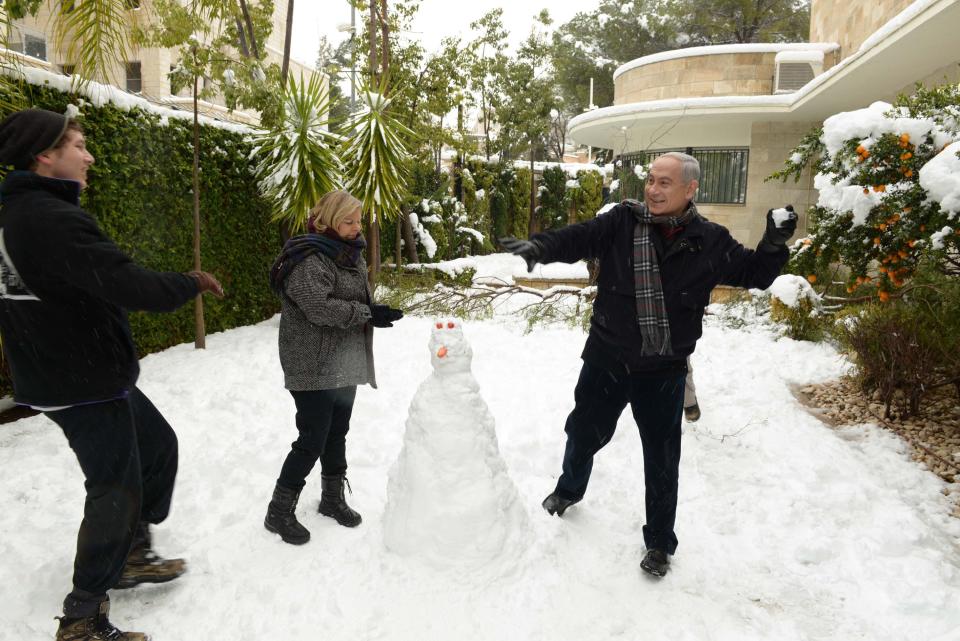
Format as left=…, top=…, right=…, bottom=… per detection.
left=775, top=50, right=825, bottom=64
left=5, top=62, right=253, bottom=134
left=613, top=43, right=839, bottom=81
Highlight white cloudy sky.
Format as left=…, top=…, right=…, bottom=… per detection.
left=289, top=0, right=600, bottom=68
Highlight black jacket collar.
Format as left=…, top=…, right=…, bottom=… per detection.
left=1, top=170, right=82, bottom=206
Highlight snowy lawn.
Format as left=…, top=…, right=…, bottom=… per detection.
left=2, top=308, right=959, bottom=640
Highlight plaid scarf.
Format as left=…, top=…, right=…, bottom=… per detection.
left=269, top=231, right=367, bottom=294
left=626, top=199, right=698, bottom=357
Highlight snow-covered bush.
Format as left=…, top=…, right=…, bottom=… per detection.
left=766, top=275, right=824, bottom=341
left=774, top=84, right=960, bottom=301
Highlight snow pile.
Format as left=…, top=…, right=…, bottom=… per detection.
left=919, top=141, right=960, bottom=214
left=767, top=274, right=820, bottom=309
left=382, top=321, right=526, bottom=568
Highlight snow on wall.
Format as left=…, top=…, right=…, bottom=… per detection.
left=5, top=62, right=253, bottom=134
left=613, top=43, right=839, bottom=81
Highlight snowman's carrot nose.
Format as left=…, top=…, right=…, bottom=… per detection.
left=437, top=346, right=448, bottom=358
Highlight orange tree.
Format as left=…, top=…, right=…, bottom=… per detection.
left=771, top=84, right=960, bottom=301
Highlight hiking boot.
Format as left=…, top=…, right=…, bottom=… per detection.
left=318, top=474, right=362, bottom=527
left=640, top=548, right=670, bottom=577
left=114, top=524, right=186, bottom=589
left=264, top=483, right=311, bottom=545
left=541, top=492, right=579, bottom=517
left=684, top=403, right=701, bottom=422
left=56, top=600, right=148, bottom=641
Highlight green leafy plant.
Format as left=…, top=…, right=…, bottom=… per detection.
left=253, top=72, right=342, bottom=233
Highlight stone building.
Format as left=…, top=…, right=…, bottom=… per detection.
left=568, top=0, right=960, bottom=246
left=4, top=0, right=322, bottom=125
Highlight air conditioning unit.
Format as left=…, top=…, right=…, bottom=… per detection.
left=774, top=50, right=824, bottom=94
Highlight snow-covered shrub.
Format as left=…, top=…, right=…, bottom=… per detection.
left=774, top=84, right=960, bottom=301
left=767, top=275, right=824, bottom=341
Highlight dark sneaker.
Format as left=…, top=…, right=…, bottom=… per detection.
left=684, top=403, right=701, bottom=422
left=114, top=547, right=186, bottom=589
left=640, top=548, right=670, bottom=577
left=56, top=600, right=149, bottom=640
left=541, top=492, right=579, bottom=517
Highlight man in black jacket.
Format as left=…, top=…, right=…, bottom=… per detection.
left=501, top=152, right=795, bottom=578
left=0, top=108, right=223, bottom=641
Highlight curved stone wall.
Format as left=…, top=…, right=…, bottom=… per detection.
left=614, top=51, right=778, bottom=105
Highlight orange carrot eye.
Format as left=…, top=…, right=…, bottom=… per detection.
left=435, top=322, right=443, bottom=329
left=447, top=322, right=455, bottom=328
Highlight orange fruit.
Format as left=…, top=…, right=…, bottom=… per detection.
left=873, top=237, right=881, bottom=244
left=899, top=133, right=910, bottom=143
left=807, top=274, right=817, bottom=284
left=879, top=291, right=890, bottom=302
left=900, top=152, right=912, bottom=161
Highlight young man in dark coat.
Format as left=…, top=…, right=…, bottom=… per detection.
left=501, top=152, right=796, bottom=578
left=0, top=108, right=224, bottom=640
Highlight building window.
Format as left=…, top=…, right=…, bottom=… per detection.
left=620, top=147, right=749, bottom=205
left=9, top=27, right=48, bottom=61
left=126, top=62, right=142, bottom=93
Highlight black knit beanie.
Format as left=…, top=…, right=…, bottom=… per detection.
left=0, top=108, right=70, bottom=170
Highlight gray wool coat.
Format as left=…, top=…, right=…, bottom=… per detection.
left=278, top=253, right=377, bottom=391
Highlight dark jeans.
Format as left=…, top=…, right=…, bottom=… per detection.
left=46, top=387, right=178, bottom=617
left=277, top=386, right=357, bottom=491
left=555, top=361, right=685, bottom=554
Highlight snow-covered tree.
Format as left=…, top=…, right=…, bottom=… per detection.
left=774, top=84, right=960, bottom=301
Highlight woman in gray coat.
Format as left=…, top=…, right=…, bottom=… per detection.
left=265, top=190, right=403, bottom=545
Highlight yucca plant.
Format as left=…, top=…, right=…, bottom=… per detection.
left=0, top=7, right=30, bottom=115
left=253, top=72, right=343, bottom=234
left=341, top=79, right=413, bottom=280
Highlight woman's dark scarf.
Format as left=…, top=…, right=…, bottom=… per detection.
left=269, top=230, right=367, bottom=294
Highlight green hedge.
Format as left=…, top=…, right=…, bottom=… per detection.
left=1, top=80, right=280, bottom=395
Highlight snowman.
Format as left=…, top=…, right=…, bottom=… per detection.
left=382, top=320, right=527, bottom=567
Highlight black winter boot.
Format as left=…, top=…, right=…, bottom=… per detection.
left=56, top=599, right=148, bottom=640
left=318, top=474, right=362, bottom=527
left=264, top=484, right=311, bottom=545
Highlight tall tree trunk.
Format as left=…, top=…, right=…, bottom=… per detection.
left=379, top=0, right=389, bottom=81
left=235, top=17, right=249, bottom=57
left=528, top=144, right=536, bottom=237
left=237, top=0, right=260, bottom=57
left=192, top=69, right=206, bottom=349
left=368, top=1, right=378, bottom=86
left=401, top=208, right=418, bottom=263
left=394, top=214, right=402, bottom=272
left=280, top=0, right=295, bottom=86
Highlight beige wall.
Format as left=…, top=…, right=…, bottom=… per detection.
left=810, top=0, right=914, bottom=60
left=697, top=121, right=819, bottom=247
left=897, top=61, right=960, bottom=96
left=615, top=52, right=778, bottom=105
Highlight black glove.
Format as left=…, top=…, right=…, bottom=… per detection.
left=498, top=236, right=543, bottom=272
left=370, top=304, right=403, bottom=328
left=759, top=205, right=798, bottom=253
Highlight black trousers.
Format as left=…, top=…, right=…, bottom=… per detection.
left=555, top=361, right=685, bottom=554
left=45, top=387, right=178, bottom=617
left=277, top=386, right=357, bottom=491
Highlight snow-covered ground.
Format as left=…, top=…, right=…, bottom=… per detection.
left=2, top=284, right=959, bottom=640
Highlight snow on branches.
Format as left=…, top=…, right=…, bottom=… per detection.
left=776, top=85, right=960, bottom=300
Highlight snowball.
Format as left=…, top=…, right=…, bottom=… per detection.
left=771, top=208, right=795, bottom=228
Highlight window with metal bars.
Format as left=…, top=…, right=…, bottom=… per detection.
left=620, top=147, right=749, bottom=205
